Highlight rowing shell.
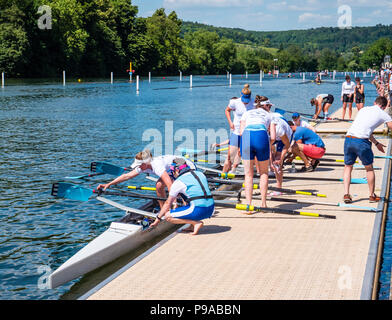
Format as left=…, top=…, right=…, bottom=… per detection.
left=48, top=199, right=175, bottom=289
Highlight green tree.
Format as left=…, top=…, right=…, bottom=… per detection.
left=361, top=38, right=392, bottom=69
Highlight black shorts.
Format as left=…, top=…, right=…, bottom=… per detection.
left=355, top=96, right=365, bottom=104
left=322, top=94, right=334, bottom=105
left=343, top=94, right=354, bottom=103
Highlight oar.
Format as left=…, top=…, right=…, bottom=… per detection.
left=276, top=108, right=352, bottom=122
left=232, top=191, right=381, bottom=212
left=51, top=182, right=167, bottom=202
left=65, top=172, right=105, bottom=180
left=90, top=161, right=130, bottom=176
left=207, top=178, right=327, bottom=197
left=295, top=157, right=357, bottom=164
left=180, top=147, right=228, bottom=158
left=203, top=166, right=367, bottom=184
left=214, top=200, right=336, bottom=219
left=288, top=161, right=379, bottom=170
left=95, top=196, right=158, bottom=220
left=324, top=153, right=392, bottom=160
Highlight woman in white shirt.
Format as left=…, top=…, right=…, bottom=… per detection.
left=341, top=75, right=356, bottom=120
left=238, top=97, right=272, bottom=212
left=223, top=84, right=254, bottom=173
left=97, top=150, right=196, bottom=208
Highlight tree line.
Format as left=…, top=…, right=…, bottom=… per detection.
left=1, top=0, right=391, bottom=78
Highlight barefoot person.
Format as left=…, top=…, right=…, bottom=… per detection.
left=341, top=75, right=356, bottom=120
left=97, top=150, right=196, bottom=208
left=149, top=158, right=214, bottom=235
left=224, top=85, right=255, bottom=173
left=269, top=111, right=293, bottom=189
left=354, top=77, right=365, bottom=111
left=310, top=94, right=334, bottom=119
left=238, top=97, right=273, bottom=213
left=343, top=96, right=392, bottom=204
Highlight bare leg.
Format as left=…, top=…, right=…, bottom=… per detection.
left=364, top=164, right=375, bottom=196
left=348, top=102, right=353, bottom=120
left=166, top=216, right=204, bottom=235
left=222, top=145, right=238, bottom=173
left=272, top=152, right=283, bottom=188
left=243, top=159, right=254, bottom=208
left=256, top=160, right=269, bottom=207
left=156, top=179, right=167, bottom=209
left=343, top=165, right=353, bottom=195
left=291, top=143, right=311, bottom=167
left=342, top=102, right=347, bottom=120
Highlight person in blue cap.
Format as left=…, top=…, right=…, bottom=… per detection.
left=292, top=113, right=316, bottom=132
left=223, top=84, right=255, bottom=173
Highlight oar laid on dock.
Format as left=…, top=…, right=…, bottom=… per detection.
left=207, top=178, right=327, bottom=198
left=201, top=166, right=368, bottom=184
left=225, top=191, right=381, bottom=212
left=214, top=200, right=336, bottom=219
left=180, top=147, right=228, bottom=158
left=65, top=172, right=105, bottom=180
left=324, top=152, right=392, bottom=160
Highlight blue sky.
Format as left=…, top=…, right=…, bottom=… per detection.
left=132, top=0, right=392, bottom=31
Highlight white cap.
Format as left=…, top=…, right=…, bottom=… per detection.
left=130, top=155, right=152, bottom=169
left=259, top=99, right=274, bottom=106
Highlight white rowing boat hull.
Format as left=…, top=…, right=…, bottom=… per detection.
left=49, top=219, right=173, bottom=289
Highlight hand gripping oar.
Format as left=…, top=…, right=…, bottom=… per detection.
left=90, top=161, right=131, bottom=176
left=214, top=200, right=336, bottom=219
left=207, top=178, right=327, bottom=198
left=51, top=183, right=167, bottom=202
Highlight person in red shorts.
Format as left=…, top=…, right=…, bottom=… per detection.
left=286, top=122, right=326, bottom=172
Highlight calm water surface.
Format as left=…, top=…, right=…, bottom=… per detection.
left=0, top=73, right=382, bottom=299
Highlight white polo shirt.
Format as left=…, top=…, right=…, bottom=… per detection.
left=228, top=98, right=255, bottom=135
left=341, top=81, right=356, bottom=96
left=346, top=105, right=392, bottom=139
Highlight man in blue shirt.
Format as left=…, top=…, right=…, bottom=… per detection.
left=285, top=122, right=326, bottom=172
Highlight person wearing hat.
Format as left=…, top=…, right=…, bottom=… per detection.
left=310, top=94, right=334, bottom=120
left=223, top=85, right=255, bottom=173
left=292, top=113, right=316, bottom=132
left=149, top=158, right=214, bottom=235
left=97, top=151, right=196, bottom=208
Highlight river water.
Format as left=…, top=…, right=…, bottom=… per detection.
left=0, top=73, right=383, bottom=299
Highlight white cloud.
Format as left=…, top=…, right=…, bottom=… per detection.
left=298, top=12, right=332, bottom=23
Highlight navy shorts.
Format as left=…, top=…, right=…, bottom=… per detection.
left=273, top=140, right=285, bottom=153
left=343, top=94, right=354, bottom=103
left=229, top=133, right=241, bottom=148
left=344, top=137, right=374, bottom=166
left=240, top=129, right=270, bottom=161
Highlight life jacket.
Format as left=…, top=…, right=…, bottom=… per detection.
left=176, top=170, right=214, bottom=207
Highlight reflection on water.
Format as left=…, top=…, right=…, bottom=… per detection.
left=0, top=74, right=379, bottom=299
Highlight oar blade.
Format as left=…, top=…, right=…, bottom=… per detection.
left=51, top=183, right=93, bottom=202
left=91, top=162, right=127, bottom=176
left=338, top=203, right=381, bottom=212
left=351, top=178, right=368, bottom=184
